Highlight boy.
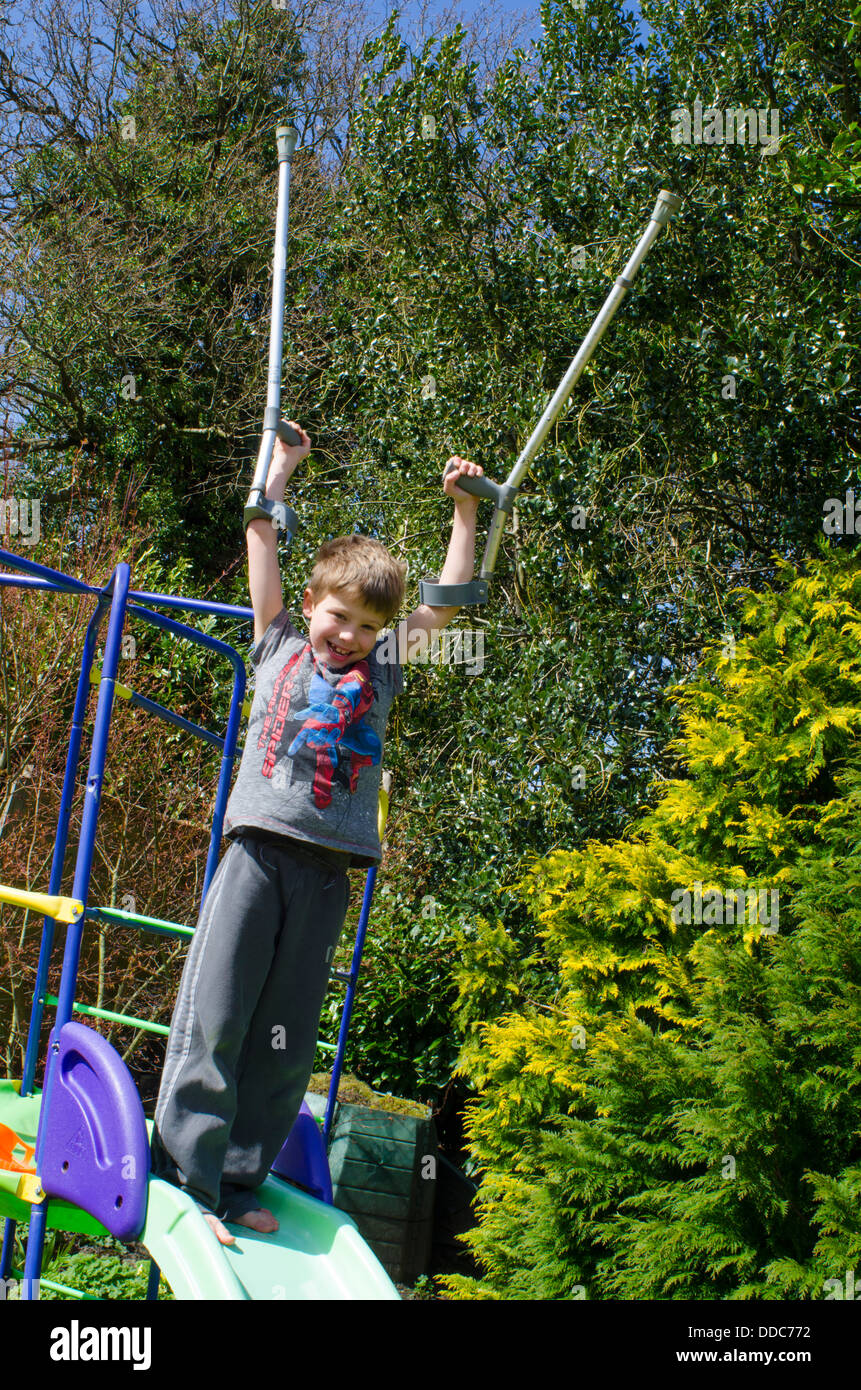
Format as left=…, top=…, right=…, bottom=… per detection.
left=151, top=422, right=484, bottom=1245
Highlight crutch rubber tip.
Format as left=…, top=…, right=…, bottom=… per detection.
left=651, top=190, right=682, bottom=225
left=276, top=125, right=299, bottom=162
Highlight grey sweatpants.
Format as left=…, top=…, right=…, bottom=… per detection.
left=150, top=831, right=350, bottom=1219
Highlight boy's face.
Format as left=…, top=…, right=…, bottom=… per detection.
left=302, top=587, right=387, bottom=668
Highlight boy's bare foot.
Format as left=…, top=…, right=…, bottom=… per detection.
left=202, top=1206, right=279, bottom=1243
left=202, top=1212, right=236, bottom=1245
left=231, top=1206, right=279, bottom=1235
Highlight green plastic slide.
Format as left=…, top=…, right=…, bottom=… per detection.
left=0, top=1081, right=400, bottom=1300
left=142, top=1174, right=401, bottom=1300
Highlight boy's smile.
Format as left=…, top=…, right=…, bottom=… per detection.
left=302, top=588, right=386, bottom=667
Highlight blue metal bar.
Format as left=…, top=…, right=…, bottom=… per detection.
left=18, top=558, right=123, bottom=1295
left=6, top=588, right=111, bottom=1297
left=323, top=865, right=379, bottom=1147
left=21, top=599, right=111, bottom=1097
left=22, top=565, right=132, bottom=1300
left=54, top=564, right=131, bottom=1035
left=123, top=589, right=254, bottom=623
left=94, top=679, right=227, bottom=750
left=124, top=603, right=245, bottom=896
left=21, top=1201, right=49, bottom=1300
left=0, top=547, right=254, bottom=622
left=0, top=547, right=94, bottom=595
left=0, top=574, right=89, bottom=594
left=0, top=558, right=248, bottom=903
left=0, top=1219, right=15, bottom=1281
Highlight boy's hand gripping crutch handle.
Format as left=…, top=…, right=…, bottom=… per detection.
left=266, top=412, right=303, bottom=448
left=440, top=464, right=516, bottom=509
left=244, top=123, right=303, bottom=533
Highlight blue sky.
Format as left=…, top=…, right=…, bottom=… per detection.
left=360, top=0, right=650, bottom=50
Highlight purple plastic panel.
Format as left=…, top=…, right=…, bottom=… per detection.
left=39, top=1021, right=149, bottom=1240
left=271, top=1100, right=333, bottom=1205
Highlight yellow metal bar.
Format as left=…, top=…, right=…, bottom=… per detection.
left=16, top=1173, right=45, bottom=1203
left=0, top=883, right=83, bottom=924
left=377, top=771, right=392, bottom=842
left=89, top=663, right=133, bottom=701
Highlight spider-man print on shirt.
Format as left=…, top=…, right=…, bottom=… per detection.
left=258, top=643, right=382, bottom=808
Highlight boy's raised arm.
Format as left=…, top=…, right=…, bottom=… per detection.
left=246, top=424, right=311, bottom=647
left=397, top=456, right=484, bottom=659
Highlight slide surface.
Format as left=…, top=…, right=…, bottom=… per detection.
left=143, top=1173, right=401, bottom=1300
left=0, top=1082, right=400, bottom=1301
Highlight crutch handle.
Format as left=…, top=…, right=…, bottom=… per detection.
left=262, top=407, right=303, bottom=447
left=443, top=462, right=518, bottom=512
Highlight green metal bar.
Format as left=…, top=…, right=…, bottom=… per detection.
left=11, top=1265, right=98, bottom=1300
left=44, top=992, right=337, bottom=1051
left=44, top=995, right=169, bottom=1036
left=86, top=905, right=193, bottom=940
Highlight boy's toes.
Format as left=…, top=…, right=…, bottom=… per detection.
left=231, top=1207, right=279, bottom=1235
left=202, top=1212, right=236, bottom=1245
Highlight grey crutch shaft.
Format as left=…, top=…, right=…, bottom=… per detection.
left=431, top=190, right=681, bottom=600
left=508, top=189, right=681, bottom=496
left=244, top=123, right=302, bottom=533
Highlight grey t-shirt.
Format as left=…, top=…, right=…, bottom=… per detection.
left=224, top=607, right=403, bottom=867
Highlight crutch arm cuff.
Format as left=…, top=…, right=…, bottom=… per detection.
left=244, top=494, right=299, bottom=538
left=418, top=578, right=489, bottom=607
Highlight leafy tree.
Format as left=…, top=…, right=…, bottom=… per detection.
left=442, top=544, right=861, bottom=1298
left=2, top=0, right=860, bottom=1129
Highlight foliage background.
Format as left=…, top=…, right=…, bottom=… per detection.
left=443, top=547, right=861, bottom=1297
left=1, top=0, right=859, bottom=1294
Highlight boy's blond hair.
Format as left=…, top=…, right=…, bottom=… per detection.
left=306, top=533, right=407, bottom=625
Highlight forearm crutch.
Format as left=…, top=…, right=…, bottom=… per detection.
left=244, top=123, right=303, bottom=535
left=419, top=189, right=683, bottom=607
